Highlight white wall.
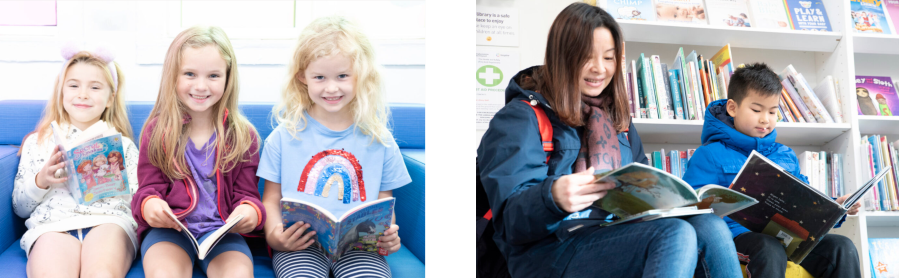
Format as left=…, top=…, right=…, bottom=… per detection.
left=0, top=1, right=426, bottom=104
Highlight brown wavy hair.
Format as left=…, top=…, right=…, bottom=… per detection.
left=107, top=151, right=125, bottom=170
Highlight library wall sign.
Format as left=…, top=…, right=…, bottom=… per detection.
left=476, top=6, right=519, bottom=47
left=476, top=50, right=519, bottom=129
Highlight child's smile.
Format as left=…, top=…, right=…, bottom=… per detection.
left=301, top=53, right=356, bottom=124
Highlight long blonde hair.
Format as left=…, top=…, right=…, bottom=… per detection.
left=21, top=51, right=131, bottom=155
left=274, top=16, right=391, bottom=145
left=143, top=26, right=259, bottom=179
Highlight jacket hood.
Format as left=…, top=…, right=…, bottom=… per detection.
left=701, top=99, right=779, bottom=156
left=505, top=66, right=552, bottom=109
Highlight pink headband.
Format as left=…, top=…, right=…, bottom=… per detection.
left=58, top=42, right=118, bottom=93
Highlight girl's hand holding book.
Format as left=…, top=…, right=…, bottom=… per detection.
left=35, top=148, right=67, bottom=190
left=377, top=224, right=401, bottom=256
left=143, top=198, right=182, bottom=231
left=266, top=222, right=316, bottom=252
left=551, top=167, right=616, bottom=213
left=228, top=204, right=259, bottom=234
left=835, top=195, right=862, bottom=215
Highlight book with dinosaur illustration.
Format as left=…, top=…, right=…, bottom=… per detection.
left=281, top=197, right=395, bottom=262
left=49, top=120, right=130, bottom=205
left=592, top=162, right=758, bottom=226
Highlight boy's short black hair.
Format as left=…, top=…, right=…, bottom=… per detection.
left=727, top=62, right=783, bottom=104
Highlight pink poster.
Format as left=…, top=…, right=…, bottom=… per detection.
left=0, top=1, right=56, bottom=26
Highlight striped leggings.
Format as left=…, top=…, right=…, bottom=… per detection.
left=273, top=247, right=391, bottom=278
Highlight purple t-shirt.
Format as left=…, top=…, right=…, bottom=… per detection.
left=183, top=132, right=225, bottom=237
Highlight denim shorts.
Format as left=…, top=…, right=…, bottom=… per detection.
left=66, top=226, right=93, bottom=242
left=140, top=227, right=252, bottom=273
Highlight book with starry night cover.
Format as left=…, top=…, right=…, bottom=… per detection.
left=729, top=151, right=889, bottom=263
left=49, top=120, right=130, bottom=206
left=280, top=197, right=395, bottom=262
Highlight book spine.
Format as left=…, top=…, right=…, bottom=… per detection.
left=717, top=67, right=728, bottom=99
left=689, top=62, right=705, bottom=118
left=669, top=69, right=685, bottom=120
left=641, top=55, right=660, bottom=119
left=631, top=60, right=643, bottom=119
left=781, top=87, right=806, bottom=123
left=708, top=60, right=720, bottom=101
left=819, top=151, right=826, bottom=194
left=688, top=149, right=695, bottom=161
left=627, top=68, right=635, bottom=118
left=883, top=136, right=899, bottom=210
left=813, top=76, right=845, bottom=123
left=892, top=143, right=899, bottom=209
left=698, top=58, right=712, bottom=110
left=661, top=63, right=675, bottom=119
left=670, top=150, right=679, bottom=176
left=782, top=78, right=817, bottom=123
left=646, top=153, right=653, bottom=166
left=684, top=61, right=698, bottom=119
left=665, top=154, right=672, bottom=174
left=794, top=73, right=835, bottom=123
left=861, top=139, right=876, bottom=211
left=651, top=56, right=672, bottom=119
left=653, top=151, right=663, bottom=170
left=776, top=104, right=786, bottom=122
left=778, top=98, right=793, bottom=122
left=680, top=151, right=688, bottom=178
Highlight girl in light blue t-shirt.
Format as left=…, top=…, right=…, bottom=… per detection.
left=256, top=15, right=411, bottom=278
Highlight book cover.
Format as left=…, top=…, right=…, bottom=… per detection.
left=627, top=65, right=636, bottom=118
left=856, top=76, right=899, bottom=116
left=639, top=54, right=660, bottom=119
left=779, top=65, right=834, bottom=123
left=709, top=44, right=735, bottom=87
left=705, top=0, right=753, bottom=28
left=813, top=76, right=845, bottom=123
left=886, top=0, right=899, bottom=34
left=784, top=0, right=832, bottom=31
left=651, top=55, right=673, bottom=119
left=631, top=60, right=645, bottom=118
left=166, top=210, right=243, bottom=260
left=281, top=197, right=396, bottom=262
left=748, top=0, right=792, bottom=29
left=850, top=0, right=893, bottom=34
left=686, top=50, right=707, bottom=113
left=673, top=48, right=696, bottom=120
left=679, top=151, right=688, bottom=178
left=783, top=78, right=816, bottom=123
left=781, top=88, right=805, bottom=123
left=869, top=238, right=899, bottom=277
left=729, top=151, right=849, bottom=263
left=49, top=121, right=130, bottom=205
left=607, top=0, right=656, bottom=21
left=652, top=0, right=708, bottom=24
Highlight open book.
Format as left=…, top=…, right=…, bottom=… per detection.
left=592, top=163, right=758, bottom=226
left=281, top=197, right=395, bottom=262
left=729, top=151, right=889, bottom=263
left=50, top=121, right=130, bottom=205
left=165, top=210, right=243, bottom=260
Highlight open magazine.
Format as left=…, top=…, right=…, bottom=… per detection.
left=50, top=120, right=130, bottom=205
left=592, top=163, right=758, bottom=226
left=281, top=197, right=395, bottom=262
left=729, top=151, right=889, bottom=263
left=164, top=210, right=243, bottom=260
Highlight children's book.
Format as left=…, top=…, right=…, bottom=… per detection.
left=49, top=120, right=130, bottom=205
left=779, top=65, right=834, bottom=123
left=165, top=210, right=243, bottom=260
left=729, top=151, right=890, bottom=263
left=856, top=76, right=899, bottom=116
left=813, top=76, right=845, bottom=123
left=668, top=69, right=685, bottom=120
left=748, top=0, right=792, bottom=29
left=784, top=0, right=832, bottom=31
left=651, top=55, right=673, bottom=119
left=886, top=0, right=899, bottom=35
left=705, top=0, right=753, bottom=28
left=709, top=44, right=735, bottom=87
left=869, top=238, right=899, bottom=278
left=782, top=78, right=816, bottom=123
left=607, top=0, right=656, bottom=21
left=639, top=53, right=660, bottom=119
left=281, top=197, right=395, bottom=262
left=672, top=48, right=696, bottom=120
left=651, top=0, right=707, bottom=24
left=592, top=162, right=758, bottom=226
left=850, top=0, right=893, bottom=34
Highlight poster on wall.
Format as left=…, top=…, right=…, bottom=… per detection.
left=476, top=5, right=519, bottom=46
left=476, top=49, right=519, bottom=130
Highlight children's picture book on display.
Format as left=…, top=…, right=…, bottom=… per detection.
left=281, top=197, right=395, bottom=262
left=165, top=210, right=243, bottom=260
left=49, top=120, right=129, bottom=205
left=592, top=163, right=758, bottom=226
left=856, top=76, right=899, bottom=116
left=869, top=238, right=899, bottom=278
left=850, top=0, right=893, bottom=34
left=704, top=0, right=753, bottom=28
left=748, top=0, right=792, bottom=29
left=783, top=0, right=832, bottom=31
left=729, top=151, right=890, bottom=263
left=651, top=0, right=707, bottom=24
left=607, top=0, right=656, bottom=21
left=885, top=0, right=899, bottom=33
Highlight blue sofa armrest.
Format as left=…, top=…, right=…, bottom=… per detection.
left=0, top=146, right=27, bottom=253
left=395, top=149, right=424, bottom=263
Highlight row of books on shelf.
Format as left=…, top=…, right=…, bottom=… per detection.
left=869, top=238, right=899, bottom=278
left=798, top=151, right=845, bottom=198
left=598, top=0, right=831, bottom=31
left=646, top=149, right=695, bottom=178
left=861, top=135, right=899, bottom=212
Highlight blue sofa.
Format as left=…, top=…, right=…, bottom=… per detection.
left=0, top=100, right=425, bottom=277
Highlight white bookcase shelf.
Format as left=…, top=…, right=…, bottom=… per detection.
left=633, top=119, right=850, bottom=146
left=857, top=116, right=899, bottom=135
left=618, top=21, right=843, bottom=52
left=863, top=211, right=899, bottom=227
left=852, top=33, right=899, bottom=55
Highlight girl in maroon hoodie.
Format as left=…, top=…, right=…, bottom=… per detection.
left=132, top=26, right=264, bottom=277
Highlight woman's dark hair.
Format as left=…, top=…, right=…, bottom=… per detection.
left=522, top=2, right=629, bottom=131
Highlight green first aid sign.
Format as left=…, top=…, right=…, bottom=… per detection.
left=476, top=65, right=503, bottom=87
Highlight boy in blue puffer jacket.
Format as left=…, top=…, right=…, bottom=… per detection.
left=682, top=63, right=861, bottom=278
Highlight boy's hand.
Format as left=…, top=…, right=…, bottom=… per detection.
left=835, top=195, right=862, bottom=215
left=378, top=224, right=401, bottom=256
left=266, top=222, right=316, bottom=252
left=143, top=198, right=182, bottom=231
left=35, top=148, right=67, bottom=190
left=228, top=204, right=259, bottom=234
left=552, top=167, right=616, bottom=213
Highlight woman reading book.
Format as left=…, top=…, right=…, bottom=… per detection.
left=476, top=3, right=741, bottom=277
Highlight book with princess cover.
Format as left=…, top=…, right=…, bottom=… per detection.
left=869, top=238, right=899, bottom=277
left=850, top=0, right=893, bottom=34
left=856, top=76, right=899, bottom=116
left=591, top=163, right=759, bottom=226
left=281, top=197, right=395, bottom=262
left=49, top=120, right=130, bottom=205
left=784, top=0, right=832, bottom=31
left=729, top=151, right=890, bottom=263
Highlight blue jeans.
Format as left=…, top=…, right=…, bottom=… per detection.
left=685, top=214, right=742, bottom=278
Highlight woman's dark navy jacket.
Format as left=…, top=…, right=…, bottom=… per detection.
left=477, top=66, right=649, bottom=277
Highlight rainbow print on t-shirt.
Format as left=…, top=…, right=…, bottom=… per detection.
left=297, top=149, right=366, bottom=204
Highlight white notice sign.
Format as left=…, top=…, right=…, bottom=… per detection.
left=476, top=50, right=519, bottom=130
left=476, top=6, right=519, bottom=47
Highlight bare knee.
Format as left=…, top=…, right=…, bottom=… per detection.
left=81, top=268, right=117, bottom=278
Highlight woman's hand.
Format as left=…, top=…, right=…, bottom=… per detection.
left=551, top=167, right=616, bottom=213
left=35, top=148, right=67, bottom=190
left=377, top=224, right=401, bottom=255
left=266, top=222, right=317, bottom=252
left=228, top=204, right=259, bottom=234
left=836, top=194, right=862, bottom=215
left=143, top=198, right=182, bottom=231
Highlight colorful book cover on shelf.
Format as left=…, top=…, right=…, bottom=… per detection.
left=705, top=0, right=753, bottom=28
left=729, top=151, right=848, bottom=263
left=869, top=238, right=899, bottom=277
left=856, top=76, right=899, bottom=116
left=652, top=0, right=708, bottom=24
left=668, top=69, right=686, bottom=120
left=748, top=0, right=792, bottom=29
left=850, top=0, right=893, bottom=34
left=886, top=0, right=899, bottom=34
left=709, top=44, right=735, bottom=85
left=784, top=0, right=832, bottom=31
left=779, top=65, right=834, bottom=123
left=639, top=54, right=660, bottom=119
left=49, top=121, right=130, bottom=205
left=281, top=197, right=395, bottom=262
left=607, top=0, right=656, bottom=21
left=782, top=78, right=816, bottom=123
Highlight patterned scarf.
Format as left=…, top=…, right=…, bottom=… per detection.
left=574, top=96, right=621, bottom=174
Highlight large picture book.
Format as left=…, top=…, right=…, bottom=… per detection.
left=166, top=210, right=244, bottom=260
left=729, top=151, right=890, bottom=263
left=856, top=76, right=899, bottom=116
left=869, top=238, right=899, bottom=278
left=850, top=0, right=893, bottom=34
left=748, top=0, right=792, bottom=29
left=705, top=0, right=753, bottom=28
left=49, top=120, right=130, bottom=205
left=651, top=0, right=707, bottom=24
left=592, top=163, right=758, bottom=226
left=281, top=197, right=395, bottom=262
left=784, top=0, right=832, bottom=31
left=607, top=0, right=656, bottom=21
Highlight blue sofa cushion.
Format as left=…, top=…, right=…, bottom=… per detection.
left=0, top=146, right=26, bottom=252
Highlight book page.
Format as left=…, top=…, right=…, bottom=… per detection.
left=695, top=184, right=758, bottom=217
left=166, top=210, right=200, bottom=257
left=197, top=214, right=243, bottom=260
left=334, top=198, right=395, bottom=261
left=280, top=199, right=339, bottom=258
left=593, top=163, right=700, bottom=218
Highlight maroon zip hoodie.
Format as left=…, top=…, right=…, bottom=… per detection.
left=131, top=116, right=265, bottom=245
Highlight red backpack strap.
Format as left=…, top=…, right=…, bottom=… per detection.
left=520, top=100, right=553, bottom=152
